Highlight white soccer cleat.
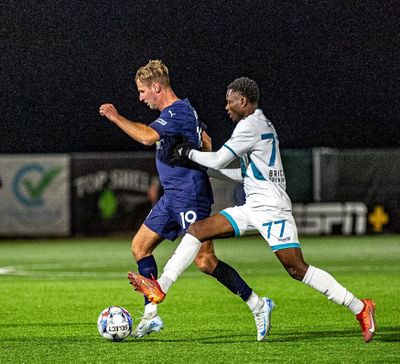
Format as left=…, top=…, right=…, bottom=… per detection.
left=131, top=313, right=164, bottom=338
left=253, top=297, right=275, bottom=342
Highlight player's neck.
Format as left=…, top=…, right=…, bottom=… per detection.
left=158, top=89, right=180, bottom=111
left=241, top=105, right=258, bottom=119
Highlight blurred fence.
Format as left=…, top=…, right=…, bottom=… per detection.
left=0, top=149, right=397, bottom=237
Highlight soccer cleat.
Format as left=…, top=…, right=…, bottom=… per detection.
left=127, top=271, right=166, bottom=304
left=131, top=313, right=164, bottom=338
left=356, top=298, right=376, bottom=343
left=253, top=297, right=275, bottom=342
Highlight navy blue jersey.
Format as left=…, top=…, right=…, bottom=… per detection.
left=149, top=98, right=213, bottom=204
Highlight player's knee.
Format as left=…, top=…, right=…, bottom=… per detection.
left=130, top=242, right=140, bottom=261
left=187, top=221, right=203, bottom=239
left=131, top=241, right=150, bottom=261
left=187, top=220, right=207, bottom=241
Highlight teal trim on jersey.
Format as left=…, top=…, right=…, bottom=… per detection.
left=219, top=210, right=240, bottom=237
left=239, top=156, right=247, bottom=177
left=249, top=156, right=266, bottom=180
left=261, top=133, right=276, bottom=166
left=271, top=242, right=300, bottom=252
left=223, top=144, right=239, bottom=159
left=223, top=144, right=247, bottom=177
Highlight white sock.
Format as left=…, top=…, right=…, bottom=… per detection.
left=144, top=302, right=157, bottom=317
left=302, top=265, right=364, bottom=315
left=158, top=275, right=174, bottom=294
left=158, top=233, right=202, bottom=293
left=246, top=291, right=264, bottom=312
left=348, top=296, right=365, bottom=315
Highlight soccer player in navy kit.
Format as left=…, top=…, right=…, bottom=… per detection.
left=100, top=60, right=267, bottom=339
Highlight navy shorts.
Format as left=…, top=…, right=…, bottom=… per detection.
left=144, top=195, right=212, bottom=241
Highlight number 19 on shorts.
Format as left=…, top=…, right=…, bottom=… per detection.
left=179, top=210, right=197, bottom=229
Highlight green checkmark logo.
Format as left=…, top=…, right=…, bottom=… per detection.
left=13, top=164, right=64, bottom=206
left=22, top=166, right=63, bottom=199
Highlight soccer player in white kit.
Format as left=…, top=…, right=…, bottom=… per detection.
left=128, top=77, right=376, bottom=343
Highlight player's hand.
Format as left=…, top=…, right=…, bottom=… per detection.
left=177, top=143, right=192, bottom=159
left=169, top=142, right=193, bottom=163
left=99, top=103, right=120, bottom=123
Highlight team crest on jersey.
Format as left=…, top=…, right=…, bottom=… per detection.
left=155, top=118, right=167, bottom=126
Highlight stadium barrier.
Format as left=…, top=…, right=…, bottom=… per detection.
left=0, top=154, right=70, bottom=236
left=71, top=152, right=157, bottom=236
left=314, top=148, right=399, bottom=234
left=0, top=149, right=397, bottom=236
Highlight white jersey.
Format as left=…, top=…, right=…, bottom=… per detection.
left=189, top=108, right=298, bottom=250
left=223, top=109, right=292, bottom=210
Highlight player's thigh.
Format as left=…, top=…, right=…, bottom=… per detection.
left=188, top=213, right=236, bottom=241
left=144, top=196, right=182, bottom=242
left=131, top=223, right=163, bottom=260
left=195, top=205, right=254, bottom=240
left=174, top=203, right=211, bottom=234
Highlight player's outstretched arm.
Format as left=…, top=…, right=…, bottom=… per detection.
left=99, top=103, right=160, bottom=146
left=189, top=146, right=235, bottom=169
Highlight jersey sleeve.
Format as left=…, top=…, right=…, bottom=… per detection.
left=148, top=114, right=174, bottom=138
left=149, top=103, right=188, bottom=138
left=223, top=120, right=257, bottom=158
left=189, top=146, right=235, bottom=169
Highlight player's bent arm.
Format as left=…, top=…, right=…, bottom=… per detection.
left=189, top=146, right=235, bottom=169
left=112, top=116, right=160, bottom=146
left=100, top=103, right=160, bottom=145
left=207, top=168, right=243, bottom=183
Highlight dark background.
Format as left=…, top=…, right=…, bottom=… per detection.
left=1, top=1, right=399, bottom=153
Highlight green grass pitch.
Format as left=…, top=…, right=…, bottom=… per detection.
left=1, top=235, right=399, bottom=363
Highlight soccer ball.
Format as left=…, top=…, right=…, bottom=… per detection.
left=97, top=306, right=133, bottom=342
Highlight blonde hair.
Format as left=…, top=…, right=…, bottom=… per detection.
left=135, top=59, right=170, bottom=86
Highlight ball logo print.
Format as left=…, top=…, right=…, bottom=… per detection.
left=12, top=164, right=63, bottom=206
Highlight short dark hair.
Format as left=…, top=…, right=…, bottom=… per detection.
left=227, top=77, right=259, bottom=104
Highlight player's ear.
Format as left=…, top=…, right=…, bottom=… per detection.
left=240, top=96, right=249, bottom=107
left=151, top=83, right=161, bottom=93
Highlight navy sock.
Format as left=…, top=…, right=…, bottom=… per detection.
left=211, top=260, right=252, bottom=301
left=137, top=255, right=158, bottom=306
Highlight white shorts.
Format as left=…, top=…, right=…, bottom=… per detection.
left=219, top=204, right=300, bottom=252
